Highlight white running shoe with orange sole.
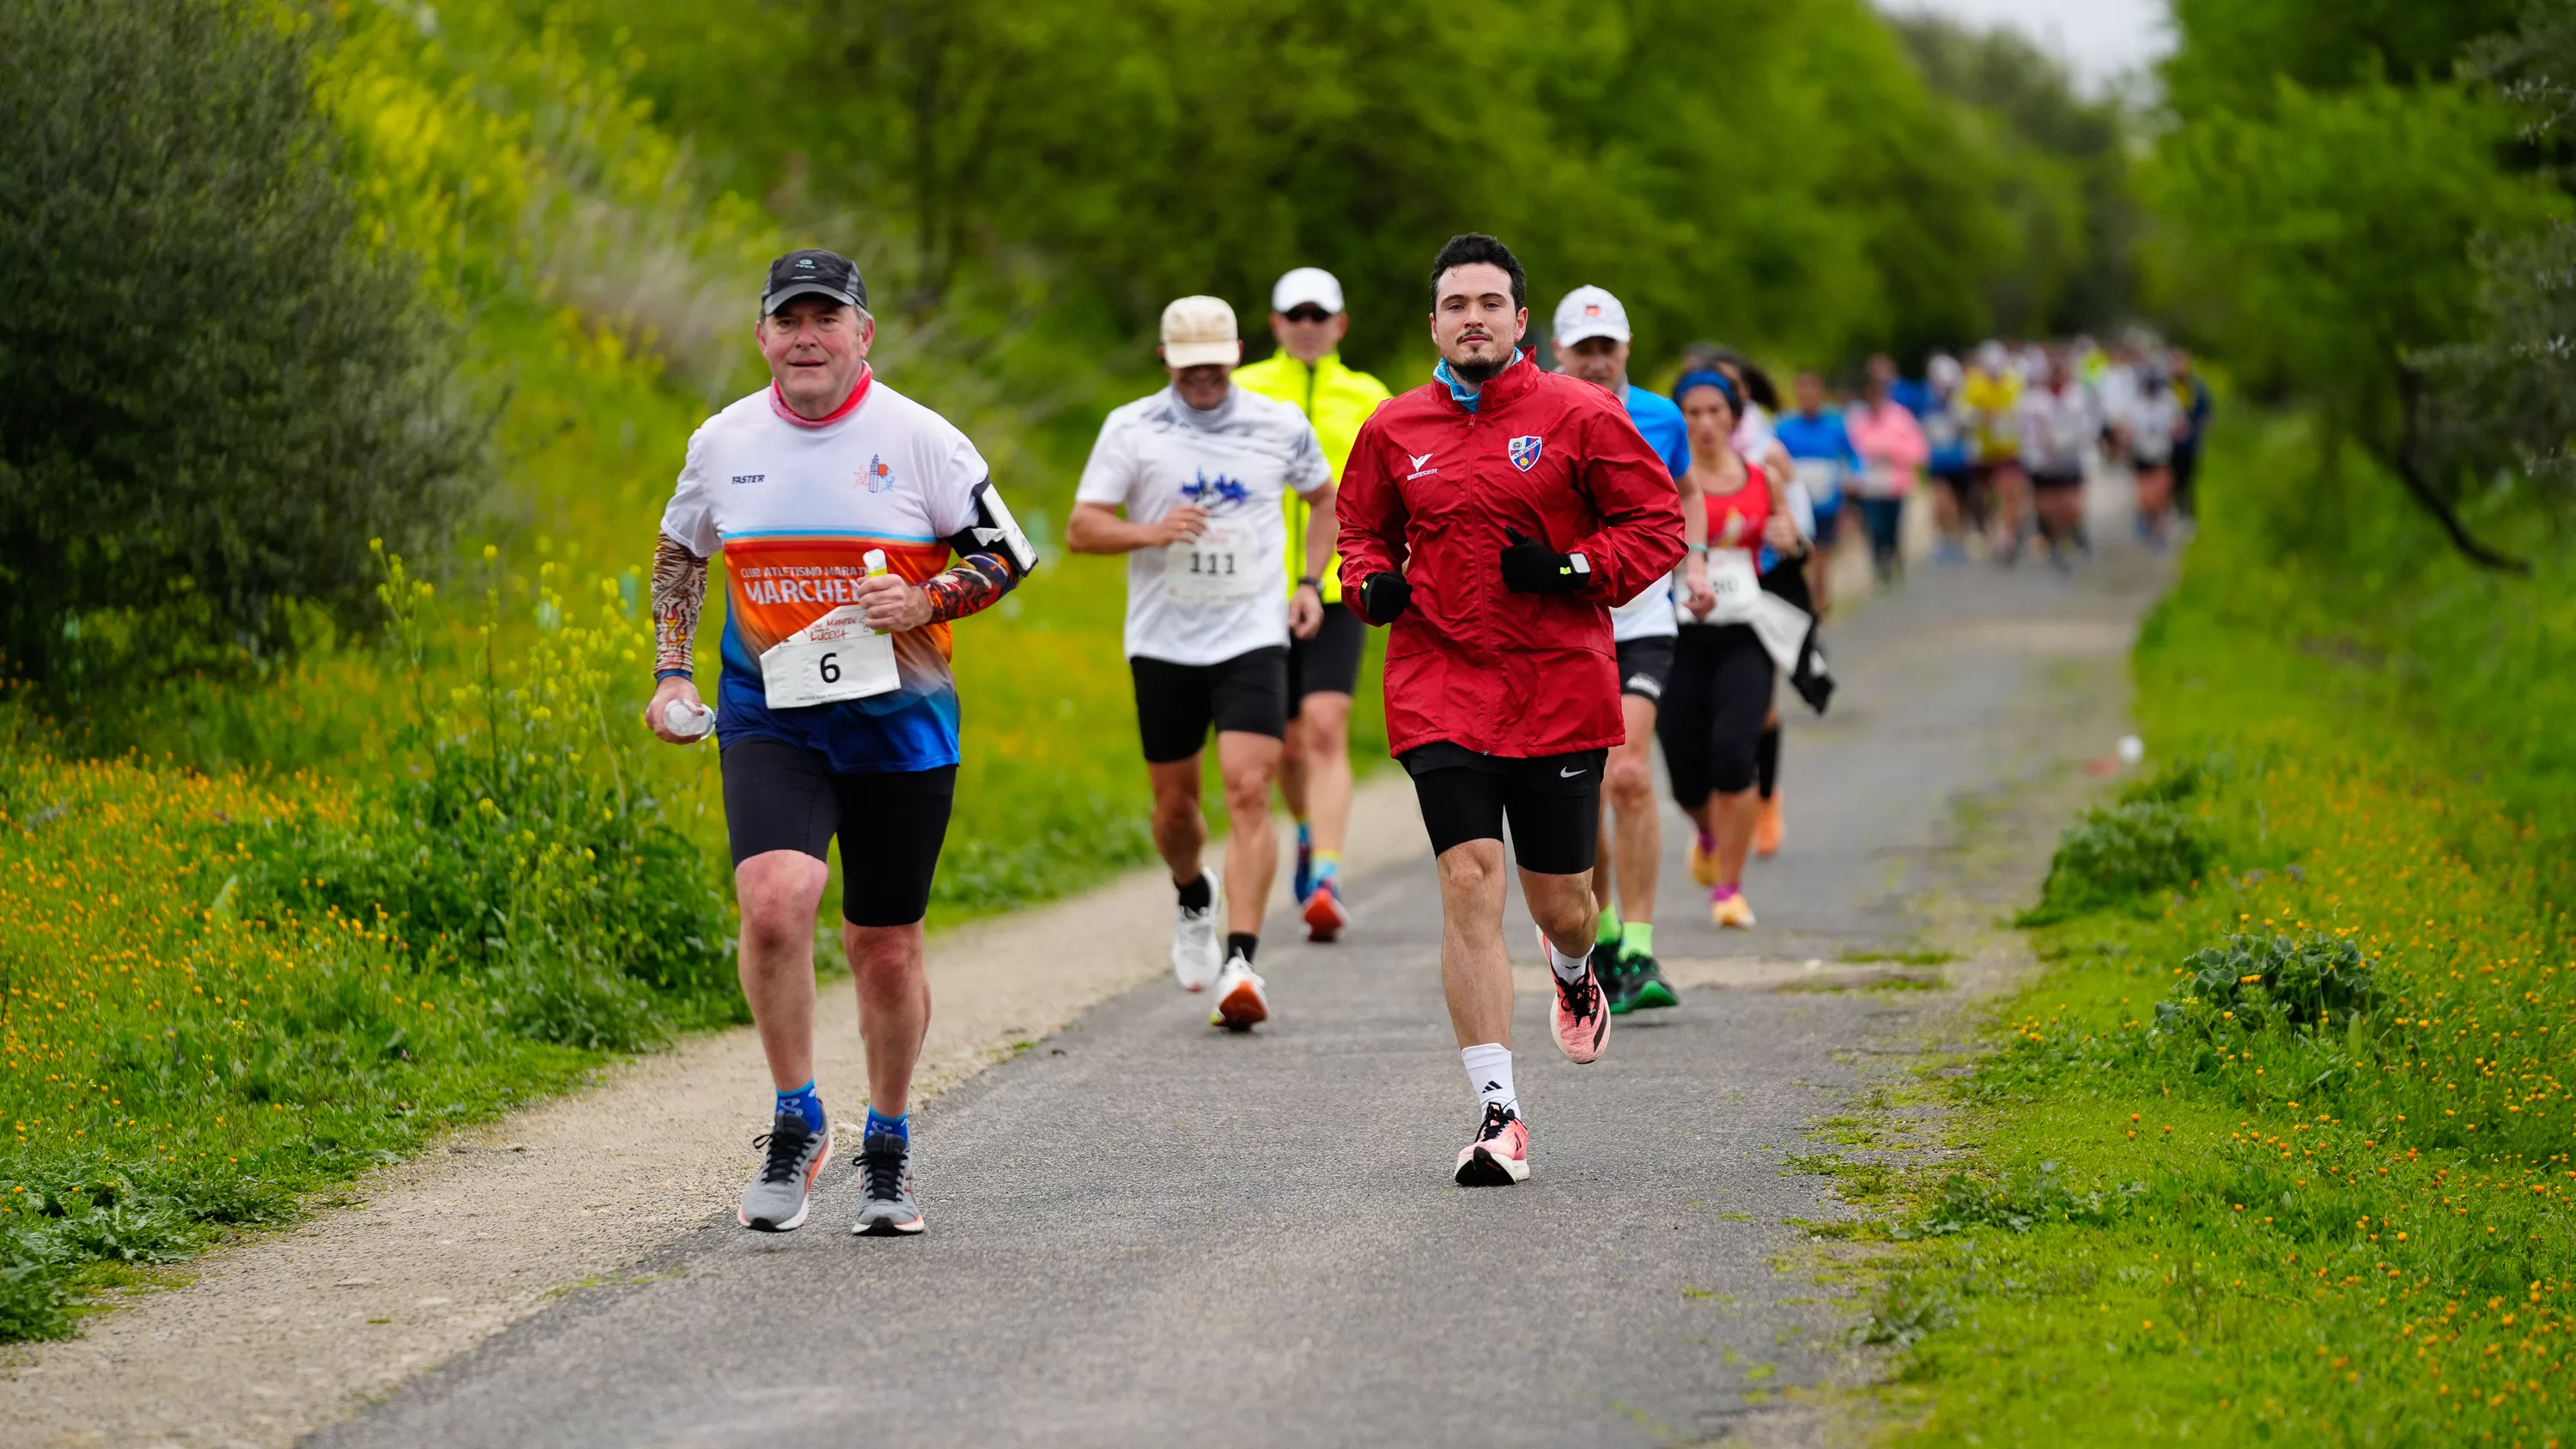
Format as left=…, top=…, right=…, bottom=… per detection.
left=1210, top=955, right=1269, bottom=1032
left=1302, top=876, right=1350, bottom=943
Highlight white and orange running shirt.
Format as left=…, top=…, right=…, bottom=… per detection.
left=660, top=368, right=990, bottom=773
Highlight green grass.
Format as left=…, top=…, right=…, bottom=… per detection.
left=1846, top=415, right=2576, bottom=1444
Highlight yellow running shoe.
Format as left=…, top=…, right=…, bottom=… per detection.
left=1711, top=888, right=1757, bottom=930
left=1754, top=792, right=1783, bottom=858
left=1687, top=831, right=1719, bottom=887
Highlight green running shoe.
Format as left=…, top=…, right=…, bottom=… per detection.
left=1601, top=955, right=1644, bottom=1016
left=1624, top=951, right=1680, bottom=1010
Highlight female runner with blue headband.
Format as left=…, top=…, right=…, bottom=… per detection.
left=1662, top=369, right=1806, bottom=929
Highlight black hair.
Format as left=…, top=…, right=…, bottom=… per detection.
left=1429, top=233, right=1527, bottom=312
left=1686, top=344, right=1782, bottom=413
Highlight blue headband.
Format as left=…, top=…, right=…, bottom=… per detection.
left=1672, top=368, right=1741, bottom=412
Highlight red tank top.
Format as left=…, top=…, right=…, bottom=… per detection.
left=1703, top=462, right=1773, bottom=556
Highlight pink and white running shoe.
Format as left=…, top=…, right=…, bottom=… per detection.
left=1455, top=1102, right=1529, bottom=1185
left=1541, top=926, right=1609, bottom=1064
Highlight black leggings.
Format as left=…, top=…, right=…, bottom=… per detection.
left=1657, top=624, right=1775, bottom=808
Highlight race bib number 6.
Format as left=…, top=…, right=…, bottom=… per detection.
left=758, top=604, right=900, bottom=709
left=1165, top=518, right=1262, bottom=606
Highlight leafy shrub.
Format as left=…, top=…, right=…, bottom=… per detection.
left=2020, top=767, right=2216, bottom=924
left=2154, top=931, right=2379, bottom=1037
left=231, top=550, right=741, bottom=1051
left=0, top=0, right=480, bottom=685
left=1913, top=1158, right=2142, bottom=1236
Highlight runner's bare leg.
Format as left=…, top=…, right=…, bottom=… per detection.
left=847, top=921, right=929, bottom=1117
left=736, top=851, right=829, bottom=1091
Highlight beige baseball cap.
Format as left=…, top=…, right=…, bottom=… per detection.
left=1160, top=295, right=1242, bottom=368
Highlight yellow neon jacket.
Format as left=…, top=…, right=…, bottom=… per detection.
left=1235, top=349, right=1392, bottom=603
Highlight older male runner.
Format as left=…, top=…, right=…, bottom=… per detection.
left=1551, top=284, right=1710, bottom=1014
left=1233, top=267, right=1392, bottom=941
left=1339, top=235, right=1686, bottom=1186
left=647, top=248, right=1038, bottom=1238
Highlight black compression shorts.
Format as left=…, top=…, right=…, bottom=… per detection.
left=1129, top=647, right=1289, bottom=764
left=1400, top=743, right=1606, bottom=875
left=2030, top=467, right=2084, bottom=492
left=1657, top=623, right=1776, bottom=806
left=1286, top=602, right=1365, bottom=705
left=1615, top=635, right=1676, bottom=703
left=719, top=737, right=955, bottom=927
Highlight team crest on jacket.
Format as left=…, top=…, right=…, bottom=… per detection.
left=1507, top=435, right=1545, bottom=471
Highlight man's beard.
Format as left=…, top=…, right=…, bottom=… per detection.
left=1450, top=348, right=1507, bottom=385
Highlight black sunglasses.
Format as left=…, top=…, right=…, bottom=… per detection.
left=1280, top=305, right=1335, bottom=324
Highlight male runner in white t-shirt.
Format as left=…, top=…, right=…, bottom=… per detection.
left=1068, top=295, right=1334, bottom=1033
left=646, top=248, right=1039, bottom=1239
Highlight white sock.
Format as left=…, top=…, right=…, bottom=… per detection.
left=1544, top=937, right=1593, bottom=985
left=1461, top=1044, right=1516, bottom=1118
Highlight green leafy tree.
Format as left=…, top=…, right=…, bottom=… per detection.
left=1893, top=14, right=2141, bottom=337
left=0, top=0, right=482, bottom=684
left=587, top=0, right=2057, bottom=376
left=2145, top=70, right=2561, bottom=566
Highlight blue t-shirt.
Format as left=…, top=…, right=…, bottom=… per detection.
left=1620, top=384, right=1691, bottom=481
left=1771, top=409, right=1862, bottom=507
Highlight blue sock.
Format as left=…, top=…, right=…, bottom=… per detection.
left=865, top=1106, right=909, bottom=1143
left=1315, top=853, right=1340, bottom=883
left=775, top=1081, right=824, bottom=1133
left=1297, top=820, right=1313, bottom=849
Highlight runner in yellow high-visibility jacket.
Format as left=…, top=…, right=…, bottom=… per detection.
left=1233, top=267, right=1392, bottom=942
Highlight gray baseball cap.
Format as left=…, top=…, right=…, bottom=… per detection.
left=762, top=249, right=867, bottom=315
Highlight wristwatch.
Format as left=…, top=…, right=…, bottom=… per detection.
left=1295, top=575, right=1322, bottom=592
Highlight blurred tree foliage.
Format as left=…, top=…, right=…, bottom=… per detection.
left=566, top=0, right=2136, bottom=378
left=2147, top=0, right=2570, bottom=568
left=0, top=0, right=483, bottom=684
left=1890, top=14, right=2141, bottom=339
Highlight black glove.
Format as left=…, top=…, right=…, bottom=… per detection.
left=1499, top=528, right=1590, bottom=594
left=1359, top=571, right=1412, bottom=622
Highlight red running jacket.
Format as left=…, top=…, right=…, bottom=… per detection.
left=1337, top=354, right=1687, bottom=758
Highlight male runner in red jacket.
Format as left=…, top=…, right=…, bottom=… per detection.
left=1338, top=233, right=1686, bottom=1186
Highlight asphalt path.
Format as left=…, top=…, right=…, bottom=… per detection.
left=315, top=515, right=2167, bottom=1449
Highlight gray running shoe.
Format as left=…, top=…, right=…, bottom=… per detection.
left=853, top=1129, right=924, bottom=1236
left=738, top=1109, right=832, bottom=1232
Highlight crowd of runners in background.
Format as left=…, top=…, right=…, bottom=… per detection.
left=654, top=237, right=2222, bottom=1227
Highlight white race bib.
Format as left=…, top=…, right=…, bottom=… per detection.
left=1793, top=458, right=1844, bottom=501
left=1858, top=461, right=1901, bottom=498
left=1164, top=518, right=1264, bottom=606
left=1688, top=549, right=1763, bottom=626
left=758, top=603, right=900, bottom=708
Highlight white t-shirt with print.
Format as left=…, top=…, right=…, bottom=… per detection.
left=1075, top=385, right=1329, bottom=666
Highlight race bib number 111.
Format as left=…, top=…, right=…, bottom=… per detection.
left=1165, top=519, right=1262, bottom=607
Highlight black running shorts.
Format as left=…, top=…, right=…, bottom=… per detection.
left=1657, top=623, right=1776, bottom=806
left=719, top=737, right=956, bottom=927
left=1129, top=646, right=1289, bottom=764
left=1614, top=635, right=1676, bottom=703
left=1400, top=743, right=1606, bottom=876
left=1286, top=602, right=1366, bottom=706
left=2030, top=467, right=2084, bottom=493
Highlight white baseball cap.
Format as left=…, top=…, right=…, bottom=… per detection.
left=1271, top=267, right=1346, bottom=315
left=1552, top=285, right=1631, bottom=347
left=1160, top=295, right=1242, bottom=368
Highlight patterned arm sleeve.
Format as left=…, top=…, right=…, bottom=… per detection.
left=922, top=546, right=1022, bottom=624
left=651, top=532, right=708, bottom=679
